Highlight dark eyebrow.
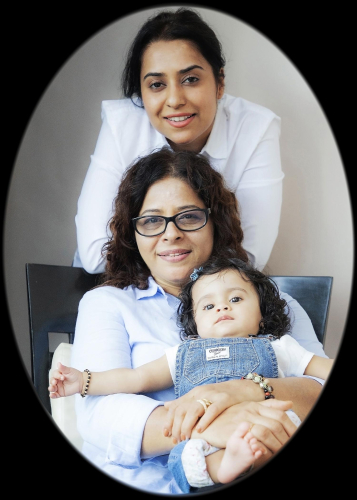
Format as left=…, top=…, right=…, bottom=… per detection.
left=143, top=72, right=164, bottom=81
left=179, top=65, right=204, bottom=74
left=143, top=65, right=204, bottom=81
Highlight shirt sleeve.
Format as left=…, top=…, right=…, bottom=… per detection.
left=237, top=117, right=284, bottom=271
left=71, top=289, right=163, bottom=468
left=282, top=291, right=328, bottom=386
left=283, top=291, right=327, bottom=357
left=274, top=335, right=315, bottom=377
left=75, top=109, right=125, bottom=274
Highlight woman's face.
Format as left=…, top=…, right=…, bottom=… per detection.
left=135, top=177, right=214, bottom=296
left=140, top=39, right=224, bottom=153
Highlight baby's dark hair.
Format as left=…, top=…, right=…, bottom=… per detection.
left=177, top=256, right=291, bottom=340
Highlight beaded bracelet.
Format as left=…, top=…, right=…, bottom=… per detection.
left=241, top=372, right=275, bottom=399
left=81, top=369, right=92, bottom=398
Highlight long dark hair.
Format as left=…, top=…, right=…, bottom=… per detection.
left=101, top=147, right=248, bottom=289
left=122, top=8, right=225, bottom=105
left=178, top=256, right=291, bottom=340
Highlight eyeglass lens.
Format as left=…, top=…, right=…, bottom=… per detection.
left=135, top=209, right=207, bottom=236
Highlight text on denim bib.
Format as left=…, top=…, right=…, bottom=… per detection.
left=206, top=346, right=230, bottom=361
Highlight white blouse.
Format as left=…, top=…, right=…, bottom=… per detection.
left=73, top=94, right=284, bottom=273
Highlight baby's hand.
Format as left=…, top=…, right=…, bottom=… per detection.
left=48, top=362, right=83, bottom=398
left=163, top=399, right=207, bottom=444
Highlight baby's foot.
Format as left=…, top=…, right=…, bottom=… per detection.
left=216, top=421, right=263, bottom=483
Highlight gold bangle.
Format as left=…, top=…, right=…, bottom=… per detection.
left=81, top=369, right=91, bottom=398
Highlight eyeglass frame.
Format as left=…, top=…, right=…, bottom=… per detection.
left=132, top=208, right=211, bottom=237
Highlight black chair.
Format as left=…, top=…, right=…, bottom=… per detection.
left=26, top=263, right=333, bottom=415
left=26, top=263, right=102, bottom=414
left=270, top=275, right=333, bottom=345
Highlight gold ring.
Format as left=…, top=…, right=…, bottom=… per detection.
left=196, top=399, right=211, bottom=413
left=201, top=398, right=213, bottom=408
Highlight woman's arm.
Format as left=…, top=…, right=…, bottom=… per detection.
left=75, top=100, right=162, bottom=274
left=71, top=288, right=173, bottom=467
left=141, top=406, right=176, bottom=458
left=235, top=116, right=283, bottom=271
left=75, top=112, right=124, bottom=274
left=142, top=399, right=296, bottom=460
left=164, top=376, right=321, bottom=442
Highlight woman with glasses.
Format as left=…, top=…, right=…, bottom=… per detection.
left=73, top=7, right=283, bottom=274
left=71, top=147, right=326, bottom=494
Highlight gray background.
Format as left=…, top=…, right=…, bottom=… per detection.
left=4, top=6, right=353, bottom=375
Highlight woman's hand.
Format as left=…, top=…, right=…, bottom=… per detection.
left=163, top=398, right=206, bottom=443
left=163, top=379, right=262, bottom=441
left=192, top=399, right=297, bottom=453
left=48, top=362, right=83, bottom=398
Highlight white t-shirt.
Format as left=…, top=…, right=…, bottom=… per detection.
left=165, top=335, right=315, bottom=382
left=74, top=94, right=283, bottom=273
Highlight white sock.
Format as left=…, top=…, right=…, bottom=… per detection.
left=181, top=439, right=220, bottom=488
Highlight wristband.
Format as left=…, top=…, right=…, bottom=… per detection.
left=241, top=372, right=275, bottom=399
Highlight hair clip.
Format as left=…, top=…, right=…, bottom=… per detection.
left=190, top=267, right=203, bottom=281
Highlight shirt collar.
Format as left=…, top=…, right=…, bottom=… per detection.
left=150, top=126, right=171, bottom=152
left=154, top=133, right=169, bottom=151
left=134, top=277, right=163, bottom=300
left=134, top=277, right=180, bottom=307
left=201, top=95, right=228, bottom=159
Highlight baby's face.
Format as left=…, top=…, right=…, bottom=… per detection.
left=192, top=269, right=262, bottom=339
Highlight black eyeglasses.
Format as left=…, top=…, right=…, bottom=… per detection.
left=132, top=208, right=211, bottom=237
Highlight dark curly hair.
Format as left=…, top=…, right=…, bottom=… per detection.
left=100, top=147, right=248, bottom=289
left=121, top=7, right=225, bottom=106
left=178, top=256, right=291, bottom=340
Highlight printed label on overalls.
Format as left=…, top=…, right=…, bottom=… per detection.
left=206, top=346, right=230, bottom=361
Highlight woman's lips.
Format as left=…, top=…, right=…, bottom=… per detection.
left=164, top=114, right=196, bottom=128
left=158, top=249, right=192, bottom=262
left=216, top=315, right=234, bottom=324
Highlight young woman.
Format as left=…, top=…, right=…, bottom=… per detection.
left=73, top=8, right=283, bottom=273
left=69, top=147, right=326, bottom=494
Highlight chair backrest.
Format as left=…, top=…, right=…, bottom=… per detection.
left=270, top=275, right=333, bottom=346
left=26, top=264, right=333, bottom=414
left=26, top=263, right=101, bottom=413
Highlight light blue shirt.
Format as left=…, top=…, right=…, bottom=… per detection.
left=71, top=277, right=326, bottom=494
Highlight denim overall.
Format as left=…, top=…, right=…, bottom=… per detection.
left=168, top=335, right=279, bottom=493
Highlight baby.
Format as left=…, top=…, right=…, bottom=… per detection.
left=49, top=257, right=333, bottom=492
